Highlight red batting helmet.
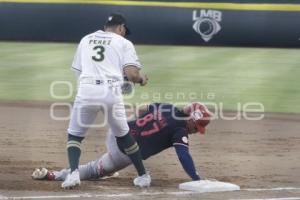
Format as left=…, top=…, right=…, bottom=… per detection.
left=183, top=102, right=211, bottom=134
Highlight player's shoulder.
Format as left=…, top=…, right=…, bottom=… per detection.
left=78, top=31, right=96, bottom=44
left=172, top=126, right=189, bottom=147
left=150, top=102, right=175, bottom=109
left=83, top=30, right=133, bottom=46
left=122, top=37, right=134, bottom=45
left=117, top=37, right=134, bottom=51
left=174, top=126, right=189, bottom=136
left=81, top=30, right=110, bottom=40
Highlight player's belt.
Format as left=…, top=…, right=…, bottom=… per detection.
left=80, top=77, right=121, bottom=86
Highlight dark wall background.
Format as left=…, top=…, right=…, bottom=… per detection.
left=1, top=3, right=300, bottom=47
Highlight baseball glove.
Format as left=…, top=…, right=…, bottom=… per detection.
left=121, top=76, right=134, bottom=95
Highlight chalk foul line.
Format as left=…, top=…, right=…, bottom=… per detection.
left=0, top=187, right=300, bottom=199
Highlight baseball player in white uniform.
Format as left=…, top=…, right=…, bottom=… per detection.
left=62, top=13, right=150, bottom=189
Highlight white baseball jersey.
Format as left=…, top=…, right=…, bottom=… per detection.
left=72, top=30, right=142, bottom=83
left=68, top=30, right=141, bottom=139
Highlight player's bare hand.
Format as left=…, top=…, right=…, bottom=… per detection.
left=140, top=74, right=148, bottom=86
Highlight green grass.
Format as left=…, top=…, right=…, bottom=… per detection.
left=0, top=41, right=300, bottom=113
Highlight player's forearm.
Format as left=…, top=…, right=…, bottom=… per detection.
left=123, top=66, right=147, bottom=85
left=175, top=145, right=201, bottom=181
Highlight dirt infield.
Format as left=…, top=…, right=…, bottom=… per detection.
left=0, top=102, right=300, bottom=199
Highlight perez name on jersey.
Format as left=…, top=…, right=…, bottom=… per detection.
left=89, top=39, right=112, bottom=45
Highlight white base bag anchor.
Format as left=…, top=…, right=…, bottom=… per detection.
left=179, top=179, right=240, bottom=193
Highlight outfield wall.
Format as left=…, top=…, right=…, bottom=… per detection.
left=0, top=2, right=300, bottom=47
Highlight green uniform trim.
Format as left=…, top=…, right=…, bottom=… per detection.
left=124, top=142, right=139, bottom=155
left=67, top=141, right=81, bottom=150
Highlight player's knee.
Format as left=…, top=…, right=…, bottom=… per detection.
left=68, top=134, right=84, bottom=142
left=116, top=133, right=139, bottom=156
left=97, top=154, right=116, bottom=177
left=111, top=126, right=129, bottom=138
left=67, top=128, right=86, bottom=138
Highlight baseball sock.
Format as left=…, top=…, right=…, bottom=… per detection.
left=67, top=134, right=84, bottom=172
left=116, top=133, right=146, bottom=176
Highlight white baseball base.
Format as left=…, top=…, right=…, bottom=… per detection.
left=179, top=180, right=240, bottom=193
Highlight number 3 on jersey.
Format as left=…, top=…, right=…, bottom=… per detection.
left=92, top=45, right=105, bottom=62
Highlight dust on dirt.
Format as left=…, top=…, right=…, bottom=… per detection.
left=0, top=102, right=299, bottom=195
